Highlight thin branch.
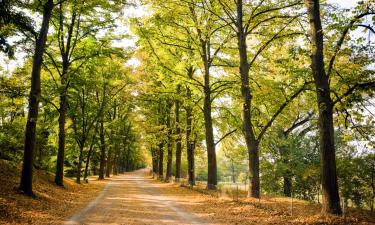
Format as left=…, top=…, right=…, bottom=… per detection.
left=257, top=81, right=311, bottom=141
left=215, top=129, right=237, bottom=146
left=327, top=12, right=375, bottom=78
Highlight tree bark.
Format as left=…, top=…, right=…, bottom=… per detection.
left=55, top=5, right=77, bottom=187
left=166, top=139, right=172, bottom=181
left=55, top=90, right=67, bottom=186
left=247, top=141, right=260, bottom=197
left=83, top=141, right=95, bottom=181
left=201, top=41, right=217, bottom=190
left=236, top=0, right=260, bottom=198
left=166, top=101, right=173, bottom=182
left=76, top=145, right=84, bottom=184
left=186, top=72, right=195, bottom=186
left=305, top=0, right=341, bottom=215
left=175, top=86, right=182, bottom=182
left=151, top=147, right=159, bottom=178
left=106, top=147, right=112, bottom=177
left=20, top=0, right=54, bottom=196
left=279, top=138, right=292, bottom=197
left=158, top=142, right=164, bottom=179
left=98, top=119, right=106, bottom=180
left=283, top=176, right=292, bottom=197
left=113, top=144, right=119, bottom=176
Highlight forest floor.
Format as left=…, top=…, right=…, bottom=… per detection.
left=1, top=161, right=374, bottom=225
left=0, top=160, right=109, bottom=225
left=66, top=169, right=374, bottom=225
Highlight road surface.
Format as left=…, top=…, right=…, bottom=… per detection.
left=65, top=170, right=207, bottom=225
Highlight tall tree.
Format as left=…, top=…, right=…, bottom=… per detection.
left=19, top=0, right=54, bottom=196
left=304, top=0, right=375, bottom=215
left=213, top=0, right=305, bottom=197
left=304, top=0, right=341, bottom=215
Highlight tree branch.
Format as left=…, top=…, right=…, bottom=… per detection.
left=215, top=129, right=237, bottom=146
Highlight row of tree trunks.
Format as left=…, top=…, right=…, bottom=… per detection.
left=149, top=88, right=197, bottom=185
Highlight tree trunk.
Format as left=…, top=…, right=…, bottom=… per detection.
left=20, top=0, right=54, bottom=196
left=106, top=147, right=112, bottom=177
left=158, top=142, right=164, bottom=179
left=83, top=142, right=94, bottom=181
left=166, top=139, right=172, bottom=181
left=231, top=160, right=236, bottom=183
left=201, top=42, right=217, bottom=190
left=98, top=119, right=106, bottom=180
left=151, top=147, right=159, bottom=178
left=186, top=80, right=195, bottom=186
left=280, top=142, right=292, bottom=197
left=283, top=176, right=292, bottom=197
left=204, top=83, right=217, bottom=189
left=175, top=86, right=182, bottom=182
left=113, top=144, right=119, bottom=176
left=76, top=145, right=84, bottom=184
left=166, top=101, right=173, bottom=182
left=55, top=5, right=78, bottom=187
left=187, top=139, right=195, bottom=186
left=247, top=141, right=260, bottom=197
left=236, top=0, right=260, bottom=198
left=305, top=0, right=341, bottom=215
left=55, top=90, right=67, bottom=186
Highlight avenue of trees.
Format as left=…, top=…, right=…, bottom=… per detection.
left=0, top=0, right=374, bottom=216
left=1, top=0, right=145, bottom=194
left=135, top=0, right=375, bottom=215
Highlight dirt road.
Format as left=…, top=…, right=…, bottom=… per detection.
left=65, top=170, right=208, bottom=225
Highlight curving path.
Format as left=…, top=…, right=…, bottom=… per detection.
left=65, top=169, right=207, bottom=225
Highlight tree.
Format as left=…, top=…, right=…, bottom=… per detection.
left=19, top=0, right=54, bottom=196
left=206, top=0, right=307, bottom=197
left=44, top=0, right=124, bottom=186
left=304, top=0, right=375, bottom=215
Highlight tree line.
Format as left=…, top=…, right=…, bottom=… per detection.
left=134, top=0, right=375, bottom=215
left=0, top=0, right=145, bottom=197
